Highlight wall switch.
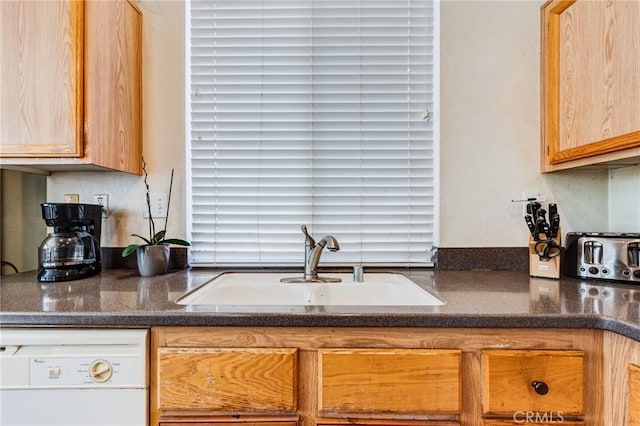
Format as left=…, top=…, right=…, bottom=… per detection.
left=93, top=194, right=109, bottom=218
left=143, top=193, right=167, bottom=219
left=64, top=194, right=79, bottom=203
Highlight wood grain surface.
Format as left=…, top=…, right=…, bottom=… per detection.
left=318, top=349, right=461, bottom=414
left=481, top=349, right=584, bottom=416
left=158, top=347, right=298, bottom=413
left=541, top=0, right=640, bottom=170
left=0, top=0, right=83, bottom=156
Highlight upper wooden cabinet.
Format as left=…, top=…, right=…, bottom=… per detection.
left=0, top=0, right=142, bottom=175
left=541, top=0, right=640, bottom=172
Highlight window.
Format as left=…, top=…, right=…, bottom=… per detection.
left=187, top=0, right=438, bottom=267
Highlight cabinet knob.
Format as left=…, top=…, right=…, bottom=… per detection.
left=531, top=380, right=549, bottom=395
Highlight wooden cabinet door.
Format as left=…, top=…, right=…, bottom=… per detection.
left=631, top=363, right=640, bottom=426
left=0, top=0, right=83, bottom=157
left=84, top=0, right=142, bottom=174
left=541, top=0, right=640, bottom=171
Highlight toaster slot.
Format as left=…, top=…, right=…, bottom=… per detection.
left=584, top=240, right=603, bottom=265
left=629, top=242, right=640, bottom=267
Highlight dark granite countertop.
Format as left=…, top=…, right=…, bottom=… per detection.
left=1, top=268, right=639, bottom=341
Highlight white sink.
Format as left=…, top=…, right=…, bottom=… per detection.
left=177, top=272, right=445, bottom=306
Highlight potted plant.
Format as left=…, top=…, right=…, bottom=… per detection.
left=122, top=159, right=190, bottom=276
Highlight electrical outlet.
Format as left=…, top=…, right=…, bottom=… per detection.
left=522, top=192, right=545, bottom=216
left=93, top=194, right=109, bottom=218
left=143, top=193, right=167, bottom=218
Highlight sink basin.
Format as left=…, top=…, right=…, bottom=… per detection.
left=177, top=272, right=445, bottom=306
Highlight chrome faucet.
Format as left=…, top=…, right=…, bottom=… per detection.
left=281, top=225, right=341, bottom=283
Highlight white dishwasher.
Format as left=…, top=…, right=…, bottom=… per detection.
left=0, top=328, right=148, bottom=426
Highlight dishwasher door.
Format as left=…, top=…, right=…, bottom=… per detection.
left=0, top=328, right=148, bottom=426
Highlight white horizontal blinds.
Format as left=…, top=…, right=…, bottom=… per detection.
left=189, top=0, right=436, bottom=266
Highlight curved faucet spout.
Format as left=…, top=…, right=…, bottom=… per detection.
left=281, top=225, right=341, bottom=283
left=305, top=234, right=340, bottom=281
left=319, top=235, right=340, bottom=252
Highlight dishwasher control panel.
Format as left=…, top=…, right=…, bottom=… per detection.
left=29, top=356, right=143, bottom=387
left=0, top=329, right=148, bottom=390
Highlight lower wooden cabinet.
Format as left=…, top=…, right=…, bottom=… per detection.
left=631, top=363, right=640, bottom=426
left=151, top=327, right=604, bottom=426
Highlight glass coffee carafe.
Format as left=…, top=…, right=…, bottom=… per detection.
left=37, top=203, right=103, bottom=282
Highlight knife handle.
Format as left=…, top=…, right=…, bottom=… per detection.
left=550, top=214, right=560, bottom=238
left=524, top=215, right=536, bottom=237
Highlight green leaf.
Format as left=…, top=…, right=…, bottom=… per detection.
left=161, top=238, right=191, bottom=246
left=153, top=230, right=166, bottom=244
left=122, top=244, right=141, bottom=257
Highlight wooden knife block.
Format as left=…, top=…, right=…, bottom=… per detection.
left=528, top=230, right=561, bottom=279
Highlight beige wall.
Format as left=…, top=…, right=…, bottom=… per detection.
left=1, top=170, right=47, bottom=273
left=46, top=0, right=638, bottom=252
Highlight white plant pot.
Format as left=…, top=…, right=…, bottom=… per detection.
left=136, top=245, right=170, bottom=277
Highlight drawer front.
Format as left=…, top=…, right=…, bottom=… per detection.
left=482, top=349, right=584, bottom=415
left=318, top=349, right=461, bottom=414
left=158, top=348, right=298, bottom=412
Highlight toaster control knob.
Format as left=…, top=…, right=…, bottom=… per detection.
left=588, top=267, right=599, bottom=275
left=634, top=270, right=640, bottom=278
left=623, top=270, right=631, bottom=277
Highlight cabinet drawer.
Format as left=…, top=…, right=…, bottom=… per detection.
left=158, top=348, right=297, bottom=413
left=318, top=349, right=461, bottom=414
left=481, top=349, right=584, bottom=415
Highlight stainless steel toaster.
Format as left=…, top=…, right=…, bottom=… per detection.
left=563, top=232, right=640, bottom=283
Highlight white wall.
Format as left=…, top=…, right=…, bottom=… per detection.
left=46, top=0, right=638, bottom=250
left=1, top=170, right=47, bottom=272
left=609, top=165, right=640, bottom=232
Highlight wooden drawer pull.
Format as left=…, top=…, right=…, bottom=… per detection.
left=531, top=380, right=549, bottom=395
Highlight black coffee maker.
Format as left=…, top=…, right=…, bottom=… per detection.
left=38, top=203, right=103, bottom=282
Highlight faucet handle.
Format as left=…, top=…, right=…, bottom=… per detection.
left=301, top=224, right=315, bottom=246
